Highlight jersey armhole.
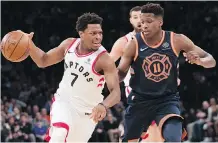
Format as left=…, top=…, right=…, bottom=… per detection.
left=64, top=38, right=77, bottom=56
left=170, top=32, right=179, bottom=57
left=133, top=36, right=139, bottom=61
left=92, top=51, right=107, bottom=76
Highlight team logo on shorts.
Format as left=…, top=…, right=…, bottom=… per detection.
left=142, top=53, right=172, bottom=82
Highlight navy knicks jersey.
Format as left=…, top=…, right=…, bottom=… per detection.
left=130, top=31, right=178, bottom=98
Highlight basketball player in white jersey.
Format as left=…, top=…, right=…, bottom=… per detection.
left=21, top=13, right=121, bottom=142
left=110, top=6, right=142, bottom=97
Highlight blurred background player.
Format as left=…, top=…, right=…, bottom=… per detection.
left=118, top=3, right=216, bottom=142
left=110, top=6, right=151, bottom=140
left=21, top=13, right=121, bottom=142
left=110, top=6, right=141, bottom=98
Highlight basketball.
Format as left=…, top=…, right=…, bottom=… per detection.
left=1, top=31, right=30, bottom=62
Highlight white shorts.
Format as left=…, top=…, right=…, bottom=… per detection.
left=45, top=97, right=97, bottom=142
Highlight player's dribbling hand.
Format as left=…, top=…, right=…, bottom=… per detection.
left=183, top=51, right=202, bottom=65
left=16, top=30, right=34, bottom=40
left=90, top=103, right=107, bottom=123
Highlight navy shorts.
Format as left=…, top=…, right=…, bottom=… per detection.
left=122, top=91, right=181, bottom=141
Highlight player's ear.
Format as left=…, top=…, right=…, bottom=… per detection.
left=158, top=17, right=163, bottom=27
left=79, top=31, right=84, bottom=38
left=159, top=20, right=163, bottom=27
left=129, top=17, right=133, bottom=25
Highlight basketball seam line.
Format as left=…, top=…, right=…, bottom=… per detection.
left=8, top=34, right=24, bottom=59
left=12, top=38, right=30, bottom=62
left=2, top=33, right=13, bottom=56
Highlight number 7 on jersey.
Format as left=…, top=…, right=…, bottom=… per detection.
left=71, top=73, right=78, bottom=87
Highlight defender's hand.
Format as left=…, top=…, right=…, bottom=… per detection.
left=90, top=103, right=107, bottom=123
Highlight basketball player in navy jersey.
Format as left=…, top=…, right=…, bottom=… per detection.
left=118, top=3, right=216, bottom=142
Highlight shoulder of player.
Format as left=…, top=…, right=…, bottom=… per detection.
left=59, top=37, right=76, bottom=50
left=114, top=36, right=128, bottom=46
left=62, top=38, right=76, bottom=45
left=173, top=33, right=194, bottom=45
left=127, top=37, right=137, bottom=49
left=172, top=33, right=194, bottom=52
left=96, top=51, right=115, bottom=70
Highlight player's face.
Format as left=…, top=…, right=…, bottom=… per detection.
left=80, top=24, right=103, bottom=50
left=140, top=13, right=163, bottom=38
left=130, top=11, right=142, bottom=32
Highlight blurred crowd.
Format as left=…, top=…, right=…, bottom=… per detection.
left=1, top=1, right=218, bottom=142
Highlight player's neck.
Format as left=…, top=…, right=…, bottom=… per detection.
left=77, top=43, right=93, bottom=55
left=144, top=30, right=163, bottom=47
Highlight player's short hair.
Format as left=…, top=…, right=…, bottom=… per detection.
left=141, top=3, right=164, bottom=17
left=76, top=12, right=103, bottom=32
left=129, top=6, right=142, bottom=17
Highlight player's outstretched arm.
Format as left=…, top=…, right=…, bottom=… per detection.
left=117, top=37, right=136, bottom=81
left=173, top=33, right=216, bottom=68
left=99, top=53, right=121, bottom=108
left=29, top=37, right=74, bottom=68
left=90, top=53, right=121, bottom=122
left=20, top=31, right=74, bottom=68
left=110, top=37, right=127, bottom=62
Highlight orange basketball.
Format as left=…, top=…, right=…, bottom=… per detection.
left=1, top=31, right=30, bottom=62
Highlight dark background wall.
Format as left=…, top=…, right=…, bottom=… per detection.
left=1, top=1, right=218, bottom=142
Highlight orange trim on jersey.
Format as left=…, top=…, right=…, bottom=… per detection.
left=141, top=31, right=165, bottom=48
left=170, top=32, right=179, bottom=57
left=64, top=38, right=77, bottom=56
left=92, top=51, right=107, bottom=76
left=133, top=36, right=138, bottom=61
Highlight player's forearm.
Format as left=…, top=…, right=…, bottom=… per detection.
left=200, top=54, right=216, bottom=68
left=102, top=88, right=121, bottom=108
left=29, top=43, right=47, bottom=68
left=110, top=52, right=121, bottom=62
left=117, top=69, right=128, bottom=82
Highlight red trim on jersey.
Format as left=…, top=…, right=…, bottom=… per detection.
left=126, top=86, right=130, bottom=94
left=99, top=77, right=105, bottom=82
left=97, top=83, right=103, bottom=87
left=92, top=51, right=107, bottom=76
left=44, top=122, right=69, bottom=142
left=53, top=122, right=69, bottom=142
left=124, top=36, right=128, bottom=42
left=74, top=43, right=97, bottom=57
left=141, top=133, right=149, bottom=139
left=52, top=97, right=55, bottom=103
left=44, top=127, right=51, bottom=141
left=64, top=38, right=77, bottom=56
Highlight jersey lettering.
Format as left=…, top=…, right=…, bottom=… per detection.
left=65, top=60, right=93, bottom=82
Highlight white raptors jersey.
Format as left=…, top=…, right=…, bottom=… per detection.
left=55, top=38, right=106, bottom=113
left=123, top=32, right=134, bottom=87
